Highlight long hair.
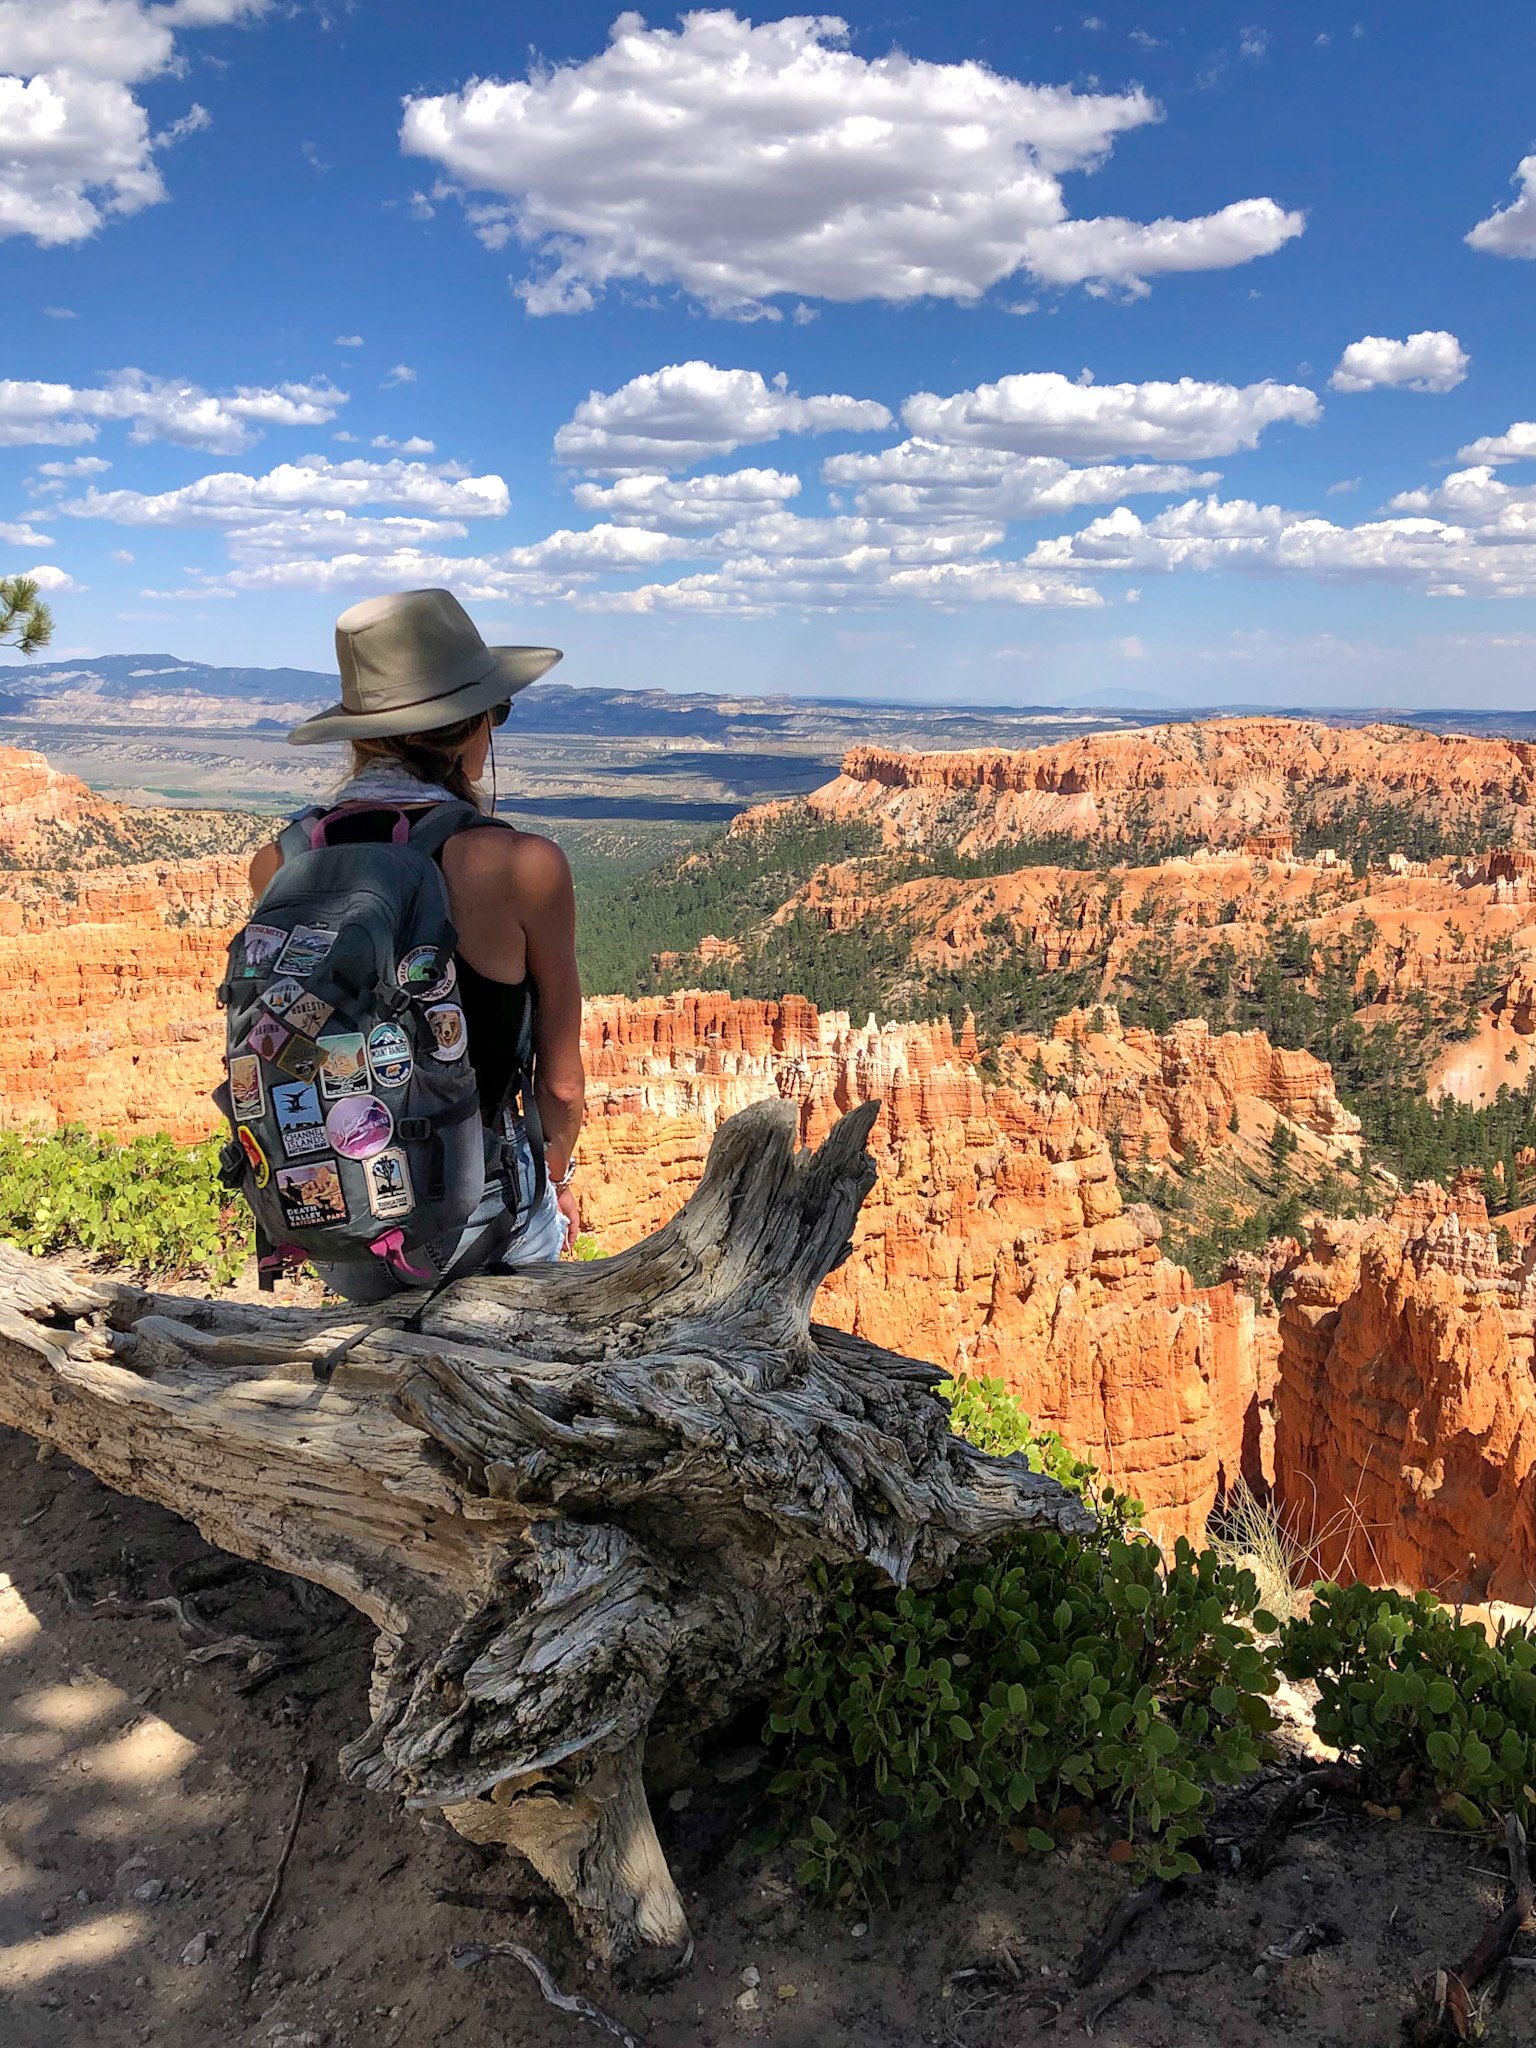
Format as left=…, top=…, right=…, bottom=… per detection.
left=348, top=712, right=488, bottom=809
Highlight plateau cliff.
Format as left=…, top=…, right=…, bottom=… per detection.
left=816, top=719, right=1536, bottom=855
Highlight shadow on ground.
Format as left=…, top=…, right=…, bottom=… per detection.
left=2, top=1422, right=1533, bottom=2048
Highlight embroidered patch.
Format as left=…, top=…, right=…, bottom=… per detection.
left=397, top=945, right=456, bottom=1002
left=325, top=1094, right=393, bottom=1161
left=242, top=923, right=287, bottom=971
left=275, top=925, right=338, bottom=977
left=364, top=1147, right=413, bottom=1220
left=246, top=1012, right=290, bottom=1063
left=425, top=1002, right=468, bottom=1062
left=237, top=1124, right=270, bottom=1188
left=275, top=1032, right=323, bottom=1084
left=272, top=1079, right=328, bottom=1159
left=262, top=977, right=306, bottom=1014
left=276, top=1158, right=347, bottom=1228
left=283, top=990, right=335, bottom=1039
left=229, top=1053, right=264, bottom=1123
left=366, top=1020, right=413, bottom=1090
left=317, top=1031, right=370, bottom=1098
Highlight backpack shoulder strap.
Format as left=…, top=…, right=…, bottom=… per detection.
left=273, top=809, right=322, bottom=867
left=404, top=801, right=508, bottom=860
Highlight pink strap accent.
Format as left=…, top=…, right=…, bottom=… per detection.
left=369, top=1229, right=434, bottom=1281
left=259, top=1241, right=308, bottom=1273
left=309, top=804, right=412, bottom=850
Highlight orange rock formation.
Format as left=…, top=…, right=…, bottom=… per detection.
left=821, top=719, right=1536, bottom=853
left=580, top=991, right=1356, bottom=1541
left=1275, top=1178, right=1536, bottom=1604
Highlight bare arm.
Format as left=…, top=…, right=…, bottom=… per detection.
left=443, top=829, right=586, bottom=1181
left=249, top=841, right=280, bottom=899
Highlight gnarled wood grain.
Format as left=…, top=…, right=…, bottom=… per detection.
left=0, top=1098, right=1093, bottom=1959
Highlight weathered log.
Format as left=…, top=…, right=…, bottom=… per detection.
left=0, top=1098, right=1092, bottom=1960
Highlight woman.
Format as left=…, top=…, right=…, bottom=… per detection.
left=248, top=588, right=585, bottom=1291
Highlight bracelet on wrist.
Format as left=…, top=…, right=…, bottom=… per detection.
left=547, top=1156, right=577, bottom=1191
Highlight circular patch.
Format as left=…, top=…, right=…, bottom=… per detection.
left=425, top=1002, right=468, bottom=1062
left=367, top=1020, right=413, bottom=1089
left=262, top=977, right=305, bottom=1014
left=324, top=1094, right=394, bottom=1161
left=396, top=945, right=456, bottom=1002
left=237, top=1124, right=270, bottom=1189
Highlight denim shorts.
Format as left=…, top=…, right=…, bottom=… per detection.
left=315, top=1124, right=564, bottom=1304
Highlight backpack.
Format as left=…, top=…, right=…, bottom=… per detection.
left=213, top=799, right=543, bottom=1294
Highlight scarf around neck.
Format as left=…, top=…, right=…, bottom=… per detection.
left=325, top=761, right=460, bottom=808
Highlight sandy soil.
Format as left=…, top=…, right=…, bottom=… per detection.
left=3, top=1421, right=1535, bottom=2048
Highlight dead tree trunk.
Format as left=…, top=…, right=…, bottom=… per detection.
left=0, top=1099, right=1092, bottom=1960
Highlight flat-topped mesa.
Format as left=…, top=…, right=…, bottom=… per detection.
left=0, top=1101, right=1093, bottom=1962
left=814, top=718, right=1536, bottom=854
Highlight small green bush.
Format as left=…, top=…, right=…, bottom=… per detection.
left=1278, top=1582, right=1536, bottom=1828
left=938, top=1372, right=1142, bottom=1535
left=0, top=1126, right=247, bottom=1282
left=765, top=1530, right=1279, bottom=1898
left=761, top=1372, right=1277, bottom=1898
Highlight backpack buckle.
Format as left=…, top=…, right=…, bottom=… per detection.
left=398, top=1116, right=432, bottom=1143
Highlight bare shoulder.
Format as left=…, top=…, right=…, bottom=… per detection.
left=249, top=841, right=282, bottom=895
left=443, top=824, right=571, bottom=903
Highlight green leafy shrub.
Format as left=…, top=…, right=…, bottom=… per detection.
left=0, top=1126, right=247, bottom=1282
left=939, top=1372, right=1142, bottom=1535
left=765, top=1525, right=1279, bottom=1898
left=1278, top=1582, right=1536, bottom=1828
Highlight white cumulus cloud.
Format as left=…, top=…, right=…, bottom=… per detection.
left=822, top=440, right=1219, bottom=522
left=571, top=467, right=802, bottom=533
left=1, top=561, right=77, bottom=590
left=1328, top=330, right=1469, bottom=394
left=901, top=370, right=1319, bottom=461
left=401, top=9, right=1303, bottom=315
left=554, top=362, right=892, bottom=474
left=60, top=454, right=509, bottom=526
left=1025, top=486, right=1536, bottom=600
left=1467, top=155, right=1536, bottom=259
left=1457, top=421, right=1536, bottom=466
left=0, top=370, right=347, bottom=453
left=1019, top=198, right=1304, bottom=298
left=0, top=0, right=269, bottom=246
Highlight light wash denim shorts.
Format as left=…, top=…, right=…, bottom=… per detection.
left=315, top=1124, right=564, bottom=1305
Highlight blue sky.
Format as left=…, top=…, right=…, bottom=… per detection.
left=2, top=0, right=1535, bottom=707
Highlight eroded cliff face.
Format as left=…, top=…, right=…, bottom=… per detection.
left=0, top=859, right=245, bottom=1141
left=993, top=1008, right=1358, bottom=1165
left=579, top=991, right=1349, bottom=1542
left=819, top=719, right=1536, bottom=853
left=1275, top=1179, right=1536, bottom=1604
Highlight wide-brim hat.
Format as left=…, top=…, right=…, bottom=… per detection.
left=287, top=587, right=562, bottom=745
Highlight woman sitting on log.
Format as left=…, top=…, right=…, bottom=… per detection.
left=244, top=588, right=585, bottom=1297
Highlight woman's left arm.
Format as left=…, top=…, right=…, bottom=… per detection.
left=508, top=835, right=586, bottom=1235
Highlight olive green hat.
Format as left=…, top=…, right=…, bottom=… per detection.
left=286, top=587, right=562, bottom=745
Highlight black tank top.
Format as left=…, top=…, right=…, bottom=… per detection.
left=456, top=953, right=534, bottom=1121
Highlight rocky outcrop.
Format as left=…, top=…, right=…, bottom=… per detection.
left=996, top=1008, right=1357, bottom=1165
left=823, top=719, right=1536, bottom=854
left=0, top=867, right=240, bottom=1141
left=580, top=991, right=1284, bottom=1543
left=1275, top=1185, right=1536, bottom=1604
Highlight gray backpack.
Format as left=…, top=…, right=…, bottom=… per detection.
left=215, top=799, right=541, bottom=1293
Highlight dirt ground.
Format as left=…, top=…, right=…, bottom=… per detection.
left=3, top=1423, right=1535, bottom=2048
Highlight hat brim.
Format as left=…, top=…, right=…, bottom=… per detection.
left=286, top=646, right=562, bottom=746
